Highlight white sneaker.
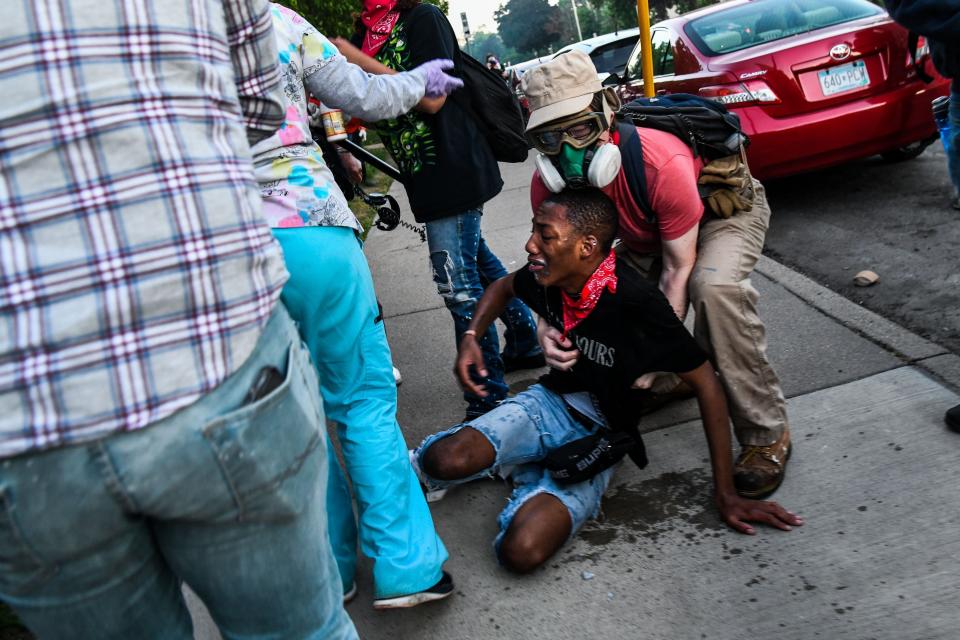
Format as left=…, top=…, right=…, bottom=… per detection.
left=343, top=581, right=358, bottom=604
left=393, top=366, right=402, bottom=386
left=373, top=571, right=454, bottom=610
left=408, top=449, right=447, bottom=503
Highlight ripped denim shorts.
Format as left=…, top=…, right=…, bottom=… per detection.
left=413, top=384, right=618, bottom=559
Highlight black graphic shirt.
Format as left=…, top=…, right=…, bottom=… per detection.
left=512, top=261, right=707, bottom=433
left=354, top=4, right=503, bottom=222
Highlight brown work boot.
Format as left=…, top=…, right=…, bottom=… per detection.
left=733, top=428, right=791, bottom=499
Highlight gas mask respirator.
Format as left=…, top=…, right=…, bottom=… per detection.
left=528, top=91, right=622, bottom=193
left=534, top=141, right=621, bottom=193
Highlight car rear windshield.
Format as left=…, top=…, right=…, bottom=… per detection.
left=683, top=0, right=884, bottom=56
left=590, top=38, right=640, bottom=75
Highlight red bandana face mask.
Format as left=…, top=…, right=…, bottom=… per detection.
left=361, top=0, right=400, bottom=57
left=560, top=249, right=618, bottom=337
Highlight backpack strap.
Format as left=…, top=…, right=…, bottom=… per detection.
left=615, top=121, right=656, bottom=224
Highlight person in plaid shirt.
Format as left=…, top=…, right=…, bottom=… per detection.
left=0, top=1, right=355, bottom=637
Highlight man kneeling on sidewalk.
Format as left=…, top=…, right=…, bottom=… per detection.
left=411, top=189, right=803, bottom=572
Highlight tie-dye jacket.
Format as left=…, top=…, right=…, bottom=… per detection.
left=252, top=3, right=427, bottom=229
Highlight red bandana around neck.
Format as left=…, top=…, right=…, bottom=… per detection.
left=360, top=0, right=400, bottom=57
left=560, top=249, right=618, bottom=337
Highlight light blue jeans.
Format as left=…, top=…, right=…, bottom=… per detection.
left=274, top=226, right=448, bottom=599
left=0, top=306, right=356, bottom=640
left=426, top=208, right=541, bottom=417
left=414, top=384, right=617, bottom=559
left=948, top=80, right=960, bottom=198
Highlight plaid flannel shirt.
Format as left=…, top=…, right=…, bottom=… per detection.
left=0, top=0, right=289, bottom=458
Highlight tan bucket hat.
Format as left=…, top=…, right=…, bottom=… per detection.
left=521, top=50, right=602, bottom=132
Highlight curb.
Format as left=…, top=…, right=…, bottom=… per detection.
left=756, top=255, right=960, bottom=393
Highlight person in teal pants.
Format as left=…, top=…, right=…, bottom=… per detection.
left=250, top=3, right=459, bottom=607
left=277, top=228, right=452, bottom=606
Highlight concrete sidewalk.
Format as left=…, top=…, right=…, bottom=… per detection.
left=192, top=157, right=960, bottom=639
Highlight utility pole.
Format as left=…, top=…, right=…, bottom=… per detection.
left=571, top=0, right=583, bottom=41
left=635, top=0, right=655, bottom=96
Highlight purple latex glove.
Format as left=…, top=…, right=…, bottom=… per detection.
left=414, top=59, right=464, bottom=98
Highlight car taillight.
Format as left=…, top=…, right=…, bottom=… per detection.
left=914, top=35, right=930, bottom=59
left=699, top=80, right=780, bottom=106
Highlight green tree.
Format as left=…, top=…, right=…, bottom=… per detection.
left=574, top=1, right=604, bottom=38
left=650, top=0, right=714, bottom=21
left=595, top=0, right=636, bottom=30
left=589, top=0, right=718, bottom=29
left=468, top=31, right=521, bottom=65
left=284, top=0, right=449, bottom=39
left=495, top=0, right=566, bottom=58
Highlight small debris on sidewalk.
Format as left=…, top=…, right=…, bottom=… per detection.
left=581, top=571, right=595, bottom=581
left=853, top=270, right=879, bottom=287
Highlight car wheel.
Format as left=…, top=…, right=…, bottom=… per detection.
left=881, top=137, right=936, bottom=162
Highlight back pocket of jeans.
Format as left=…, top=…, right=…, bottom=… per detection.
left=202, top=342, right=323, bottom=520
left=0, top=486, right=56, bottom=594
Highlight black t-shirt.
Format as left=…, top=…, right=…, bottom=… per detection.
left=511, top=261, right=707, bottom=434
left=353, top=4, right=503, bottom=222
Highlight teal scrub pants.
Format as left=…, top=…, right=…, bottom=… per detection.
left=274, top=226, right=448, bottom=599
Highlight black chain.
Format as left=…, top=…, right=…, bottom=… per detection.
left=394, top=217, right=426, bottom=242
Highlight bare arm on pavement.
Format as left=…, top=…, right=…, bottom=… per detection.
left=679, top=362, right=804, bottom=535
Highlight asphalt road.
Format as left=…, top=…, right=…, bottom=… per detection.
left=762, top=141, right=960, bottom=354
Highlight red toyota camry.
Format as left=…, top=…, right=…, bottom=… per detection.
left=610, top=0, right=950, bottom=180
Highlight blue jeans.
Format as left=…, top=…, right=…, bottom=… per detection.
left=426, top=208, right=541, bottom=415
left=0, top=306, right=356, bottom=640
left=275, top=226, right=448, bottom=599
left=948, top=80, right=960, bottom=198
left=414, top=384, right=617, bottom=561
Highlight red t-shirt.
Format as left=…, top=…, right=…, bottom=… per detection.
left=530, top=126, right=704, bottom=254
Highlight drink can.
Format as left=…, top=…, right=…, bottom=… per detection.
left=321, top=108, right=348, bottom=142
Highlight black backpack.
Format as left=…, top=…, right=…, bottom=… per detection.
left=615, top=93, right=749, bottom=221
left=619, top=93, right=747, bottom=160
left=452, top=52, right=529, bottom=163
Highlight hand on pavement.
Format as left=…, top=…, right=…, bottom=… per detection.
left=716, top=493, right=804, bottom=535
left=415, top=59, right=464, bottom=97
left=538, top=318, right=579, bottom=371
left=455, top=334, right=488, bottom=397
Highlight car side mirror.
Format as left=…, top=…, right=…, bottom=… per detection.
left=601, top=72, right=622, bottom=86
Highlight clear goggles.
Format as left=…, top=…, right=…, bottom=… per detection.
left=527, top=111, right=609, bottom=155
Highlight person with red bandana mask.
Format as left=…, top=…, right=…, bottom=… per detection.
left=409, top=189, right=802, bottom=573
left=345, top=0, right=546, bottom=423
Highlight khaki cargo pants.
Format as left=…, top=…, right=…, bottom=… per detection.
left=618, top=179, right=788, bottom=447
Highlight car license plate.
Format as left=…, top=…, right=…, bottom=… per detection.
left=818, top=60, right=869, bottom=96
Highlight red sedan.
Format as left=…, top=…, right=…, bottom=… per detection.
left=610, top=0, right=950, bottom=180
